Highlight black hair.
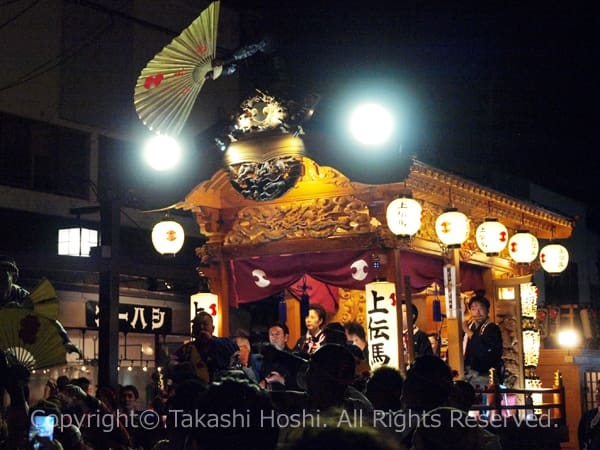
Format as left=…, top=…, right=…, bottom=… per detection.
left=344, top=321, right=366, bottom=341
left=56, top=375, right=70, bottom=390
left=448, top=380, right=476, bottom=412
left=269, top=321, right=289, bottom=335
left=468, top=294, right=490, bottom=310
left=366, top=366, right=404, bottom=411
left=403, top=303, right=418, bottom=320
left=401, top=355, right=453, bottom=412
left=71, top=377, right=90, bottom=389
left=191, top=310, right=213, bottom=323
left=308, top=303, right=327, bottom=325
left=191, top=377, right=279, bottom=450
left=120, top=384, right=139, bottom=399
left=323, top=322, right=348, bottom=345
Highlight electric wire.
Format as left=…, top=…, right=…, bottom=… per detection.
left=1, top=0, right=232, bottom=93
left=0, top=17, right=115, bottom=92
left=0, top=0, right=31, bottom=6
left=0, top=0, right=40, bottom=29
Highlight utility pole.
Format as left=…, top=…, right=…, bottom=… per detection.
left=97, top=141, right=120, bottom=388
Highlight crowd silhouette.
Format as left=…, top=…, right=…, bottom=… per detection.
left=2, top=302, right=559, bottom=450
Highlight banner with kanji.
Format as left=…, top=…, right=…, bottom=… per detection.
left=365, top=281, right=399, bottom=370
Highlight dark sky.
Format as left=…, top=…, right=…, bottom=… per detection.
left=221, top=1, right=598, bottom=208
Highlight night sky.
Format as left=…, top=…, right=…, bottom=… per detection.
left=5, top=1, right=590, bottom=219
left=220, top=1, right=597, bottom=209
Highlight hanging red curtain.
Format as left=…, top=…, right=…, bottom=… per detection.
left=398, top=251, right=485, bottom=292
left=229, top=250, right=381, bottom=310
left=229, top=250, right=484, bottom=311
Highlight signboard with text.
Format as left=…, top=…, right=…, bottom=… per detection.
left=443, top=264, right=459, bottom=319
left=365, top=281, right=399, bottom=371
left=85, top=301, right=172, bottom=334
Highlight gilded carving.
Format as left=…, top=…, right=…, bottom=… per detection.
left=329, top=288, right=367, bottom=329
left=227, top=155, right=303, bottom=201
left=301, top=158, right=353, bottom=189
left=459, top=235, right=479, bottom=261
left=416, top=202, right=442, bottom=242
left=497, top=313, right=520, bottom=388
left=224, top=195, right=375, bottom=245
left=195, top=242, right=222, bottom=267
left=196, top=207, right=225, bottom=242
left=376, top=227, right=398, bottom=249
left=330, top=288, right=355, bottom=325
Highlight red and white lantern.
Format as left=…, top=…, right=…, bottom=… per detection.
left=435, top=208, right=470, bottom=248
left=475, top=218, right=509, bottom=256
left=508, top=230, right=539, bottom=264
left=539, top=243, right=569, bottom=275
left=152, top=220, right=185, bottom=255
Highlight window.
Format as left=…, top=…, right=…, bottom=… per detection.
left=583, top=370, right=600, bottom=412
left=0, top=112, right=90, bottom=198
left=0, top=114, right=32, bottom=186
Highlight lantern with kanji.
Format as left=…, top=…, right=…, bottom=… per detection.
left=386, top=195, right=422, bottom=238
left=539, top=243, right=569, bottom=275
left=475, top=218, right=508, bottom=256
left=508, top=230, right=539, bottom=264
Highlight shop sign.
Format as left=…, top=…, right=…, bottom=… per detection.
left=85, top=301, right=172, bottom=333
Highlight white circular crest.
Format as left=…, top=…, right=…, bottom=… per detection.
left=252, top=269, right=271, bottom=287
left=350, top=259, right=369, bottom=281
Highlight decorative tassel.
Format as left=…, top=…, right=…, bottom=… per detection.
left=300, top=275, right=310, bottom=321
left=433, top=297, right=443, bottom=322
left=300, top=293, right=309, bottom=321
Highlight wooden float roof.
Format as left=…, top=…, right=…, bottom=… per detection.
left=176, top=158, right=575, bottom=240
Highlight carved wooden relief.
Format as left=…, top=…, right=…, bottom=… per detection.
left=329, top=287, right=367, bottom=329
left=224, top=196, right=375, bottom=245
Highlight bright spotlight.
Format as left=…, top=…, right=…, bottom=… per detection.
left=143, top=134, right=181, bottom=171
left=558, top=329, right=579, bottom=349
left=349, top=103, right=394, bottom=146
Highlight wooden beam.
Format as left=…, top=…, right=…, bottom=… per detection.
left=221, top=234, right=381, bottom=260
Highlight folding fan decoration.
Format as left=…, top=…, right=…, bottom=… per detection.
left=28, top=277, right=59, bottom=320
left=0, top=308, right=82, bottom=371
left=134, top=1, right=221, bottom=137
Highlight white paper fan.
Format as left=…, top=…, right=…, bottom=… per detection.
left=134, top=1, right=220, bottom=137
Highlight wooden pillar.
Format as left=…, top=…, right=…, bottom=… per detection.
left=97, top=144, right=120, bottom=389
left=197, top=257, right=228, bottom=337
left=286, top=297, right=301, bottom=348
left=392, top=247, right=407, bottom=375
left=403, top=274, right=416, bottom=365
left=218, top=261, right=230, bottom=337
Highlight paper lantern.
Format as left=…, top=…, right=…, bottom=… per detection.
left=475, top=218, right=508, bottom=256
left=190, top=292, right=220, bottom=336
left=520, top=282, right=538, bottom=320
left=522, top=330, right=541, bottom=367
left=539, top=243, right=569, bottom=275
left=508, top=230, right=539, bottom=264
left=435, top=208, right=470, bottom=248
left=386, top=196, right=422, bottom=237
left=152, top=220, right=185, bottom=255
